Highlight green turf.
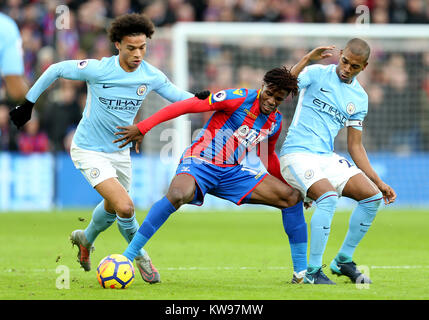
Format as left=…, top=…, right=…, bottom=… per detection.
left=0, top=207, right=428, bottom=300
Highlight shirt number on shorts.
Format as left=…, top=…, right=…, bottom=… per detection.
left=339, top=158, right=353, bottom=168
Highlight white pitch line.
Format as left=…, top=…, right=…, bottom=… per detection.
left=2, top=265, right=429, bottom=273
left=163, top=266, right=429, bottom=271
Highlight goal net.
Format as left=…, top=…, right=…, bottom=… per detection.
left=140, top=23, right=429, bottom=207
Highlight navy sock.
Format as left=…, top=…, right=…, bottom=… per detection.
left=123, top=196, right=176, bottom=261
left=281, top=201, right=307, bottom=273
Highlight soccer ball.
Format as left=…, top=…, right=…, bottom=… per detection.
left=96, top=254, right=135, bottom=289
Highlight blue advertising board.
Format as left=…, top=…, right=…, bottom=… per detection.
left=0, top=152, right=428, bottom=211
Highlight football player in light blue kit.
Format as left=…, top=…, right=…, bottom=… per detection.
left=9, top=13, right=208, bottom=283
left=0, top=12, right=28, bottom=101
left=280, top=39, right=397, bottom=284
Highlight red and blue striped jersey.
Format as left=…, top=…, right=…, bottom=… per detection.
left=182, top=88, right=282, bottom=166
left=136, top=87, right=286, bottom=183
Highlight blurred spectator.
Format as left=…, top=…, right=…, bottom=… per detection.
left=41, top=80, right=81, bottom=152
left=405, top=0, right=428, bottom=24
left=383, top=55, right=422, bottom=153
left=1, top=0, right=429, bottom=155
left=0, top=103, right=18, bottom=151
left=364, top=84, right=386, bottom=151
left=17, top=111, right=49, bottom=154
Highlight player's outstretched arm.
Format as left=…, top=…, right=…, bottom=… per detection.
left=347, top=127, right=397, bottom=205
left=10, top=59, right=99, bottom=129
left=114, top=95, right=217, bottom=149
left=290, top=45, right=335, bottom=78
left=3, top=75, right=28, bottom=102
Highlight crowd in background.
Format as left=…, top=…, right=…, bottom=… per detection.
left=1, top=0, right=429, bottom=155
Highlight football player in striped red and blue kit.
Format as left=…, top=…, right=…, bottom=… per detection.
left=114, top=67, right=309, bottom=283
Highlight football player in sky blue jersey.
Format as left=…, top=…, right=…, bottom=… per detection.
left=280, top=39, right=397, bottom=284
left=9, top=13, right=208, bottom=283
left=0, top=12, right=28, bottom=101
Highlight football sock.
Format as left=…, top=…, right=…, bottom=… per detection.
left=84, top=200, right=116, bottom=244
left=308, top=191, right=338, bottom=268
left=281, top=201, right=307, bottom=272
left=123, top=196, right=176, bottom=261
left=116, top=214, right=147, bottom=258
left=338, top=192, right=383, bottom=259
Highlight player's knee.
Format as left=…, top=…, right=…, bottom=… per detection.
left=282, top=188, right=302, bottom=208
left=316, top=191, right=339, bottom=214
left=359, top=192, right=383, bottom=215
left=115, top=201, right=135, bottom=218
left=167, top=187, right=193, bottom=208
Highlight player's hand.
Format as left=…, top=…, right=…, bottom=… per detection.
left=194, top=90, right=210, bottom=100
left=133, top=137, right=143, bottom=154
left=378, top=182, right=397, bottom=205
left=113, top=125, right=144, bottom=150
left=9, top=99, right=34, bottom=129
left=307, top=45, right=335, bottom=62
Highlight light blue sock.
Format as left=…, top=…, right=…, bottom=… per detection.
left=308, top=191, right=338, bottom=268
left=84, top=200, right=116, bottom=244
left=281, top=201, right=307, bottom=273
left=338, top=192, right=383, bottom=260
left=116, top=214, right=147, bottom=258
left=123, top=196, right=176, bottom=262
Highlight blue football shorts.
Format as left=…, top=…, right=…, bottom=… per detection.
left=176, top=157, right=267, bottom=206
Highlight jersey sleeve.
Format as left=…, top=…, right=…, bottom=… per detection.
left=136, top=88, right=246, bottom=135
left=345, top=97, right=368, bottom=131
left=298, top=64, right=323, bottom=90
left=0, top=23, right=24, bottom=75
left=152, top=70, right=193, bottom=102
left=26, top=59, right=102, bottom=103
left=207, top=88, right=247, bottom=113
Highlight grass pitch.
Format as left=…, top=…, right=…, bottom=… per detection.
left=0, top=207, right=428, bottom=300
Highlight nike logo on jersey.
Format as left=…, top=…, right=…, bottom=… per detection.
left=102, top=84, right=114, bottom=88
left=320, top=88, right=330, bottom=93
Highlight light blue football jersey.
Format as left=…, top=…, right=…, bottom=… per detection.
left=26, top=56, right=193, bottom=152
left=280, top=64, right=368, bottom=156
left=0, top=13, right=24, bottom=76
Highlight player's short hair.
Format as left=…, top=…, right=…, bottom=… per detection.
left=263, top=66, right=298, bottom=97
left=345, top=38, right=370, bottom=61
left=108, top=13, right=155, bottom=43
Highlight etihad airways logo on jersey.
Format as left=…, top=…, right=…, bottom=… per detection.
left=99, top=97, right=142, bottom=111
left=313, top=98, right=348, bottom=125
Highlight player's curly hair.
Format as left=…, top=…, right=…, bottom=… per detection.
left=263, top=66, right=298, bottom=98
left=108, top=13, right=155, bottom=43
